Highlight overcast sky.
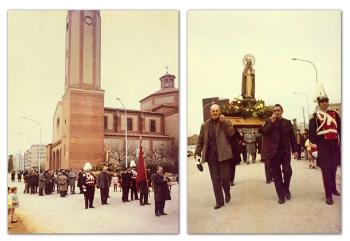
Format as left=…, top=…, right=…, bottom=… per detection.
left=8, top=10, right=178, bottom=155
left=188, top=10, right=341, bottom=136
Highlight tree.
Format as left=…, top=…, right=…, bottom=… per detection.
left=8, top=155, right=14, bottom=173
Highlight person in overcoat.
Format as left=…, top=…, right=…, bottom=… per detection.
left=58, top=171, right=68, bottom=197
left=195, top=104, right=235, bottom=209
left=151, top=166, right=170, bottom=216
left=38, top=171, right=46, bottom=196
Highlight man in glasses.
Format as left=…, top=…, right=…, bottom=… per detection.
left=195, top=104, right=235, bottom=209
left=261, top=104, right=298, bottom=204
left=309, top=95, right=341, bottom=205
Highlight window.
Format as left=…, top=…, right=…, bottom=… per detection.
left=127, top=118, right=133, bottom=131
left=150, top=120, right=156, bottom=132
left=57, top=118, right=60, bottom=132
left=104, top=116, right=108, bottom=130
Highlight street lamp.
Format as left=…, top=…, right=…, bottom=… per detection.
left=14, top=142, right=22, bottom=171
left=22, top=116, right=42, bottom=172
left=293, top=92, right=310, bottom=123
left=291, top=58, right=318, bottom=83
left=116, top=98, right=128, bottom=168
left=293, top=105, right=306, bottom=131
left=18, top=132, right=31, bottom=170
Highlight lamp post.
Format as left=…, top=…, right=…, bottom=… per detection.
left=18, top=132, right=31, bottom=170
left=14, top=142, right=22, bottom=171
left=291, top=58, right=318, bottom=84
left=294, top=105, right=306, bottom=131
left=293, top=92, right=310, bottom=124
left=116, top=98, right=128, bottom=168
left=22, top=116, right=41, bottom=172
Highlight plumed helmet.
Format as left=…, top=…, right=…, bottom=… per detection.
left=314, top=83, right=329, bottom=103
left=83, top=162, right=92, bottom=171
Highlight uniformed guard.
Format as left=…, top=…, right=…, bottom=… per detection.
left=309, top=84, right=341, bottom=205
left=82, top=162, right=96, bottom=209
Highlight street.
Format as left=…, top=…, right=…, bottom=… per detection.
left=7, top=178, right=178, bottom=233
left=187, top=157, right=341, bottom=233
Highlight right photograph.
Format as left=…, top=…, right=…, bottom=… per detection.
left=187, top=10, right=341, bottom=233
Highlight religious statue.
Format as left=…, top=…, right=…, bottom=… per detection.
left=241, top=54, right=255, bottom=99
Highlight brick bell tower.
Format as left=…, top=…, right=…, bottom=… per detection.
left=61, top=10, right=105, bottom=169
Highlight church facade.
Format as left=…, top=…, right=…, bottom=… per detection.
left=46, top=10, right=178, bottom=170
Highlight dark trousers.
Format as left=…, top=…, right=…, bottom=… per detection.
left=100, top=188, right=108, bottom=204
left=60, top=191, right=67, bottom=197
left=30, top=184, right=36, bottom=194
left=296, top=144, right=302, bottom=160
left=39, top=188, right=44, bottom=196
left=85, top=186, right=95, bottom=208
left=70, top=184, right=75, bottom=194
left=271, top=149, right=292, bottom=199
left=229, top=162, right=236, bottom=184
left=241, top=152, right=247, bottom=162
left=207, top=159, right=231, bottom=205
left=140, top=192, right=149, bottom=205
left=24, top=183, right=29, bottom=193
left=122, top=186, right=130, bottom=201
left=321, top=166, right=337, bottom=199
left=130, top=189, right=138, bottom=200
left=155, top=200, right=165, bottom=214
left=264, top=159, right=273, bottom=181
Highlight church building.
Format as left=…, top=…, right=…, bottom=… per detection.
left=46, top=10, right=178, bottom=170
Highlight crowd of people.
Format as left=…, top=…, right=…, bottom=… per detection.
left=9, top=164, right=174, bottom=217
left=195, top=93, right=341, bottom=208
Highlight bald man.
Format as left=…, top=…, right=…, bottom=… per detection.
left=195, top=104, right=235, bottom=209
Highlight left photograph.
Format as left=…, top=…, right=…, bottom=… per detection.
left=8, top=10, right=179, bottom=233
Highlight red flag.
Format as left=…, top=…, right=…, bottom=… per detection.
left=136, top=142, right=146, bottom=183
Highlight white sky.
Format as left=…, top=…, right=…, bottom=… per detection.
left=8, top=10, right=178, bottom=155
left=188, top=10, right=341, bottom=135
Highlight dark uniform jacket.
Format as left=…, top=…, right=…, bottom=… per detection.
left=309, top=111, right=341, bottom=168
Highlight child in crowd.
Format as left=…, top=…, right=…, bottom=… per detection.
left=9, top=187, right=19, bottom=223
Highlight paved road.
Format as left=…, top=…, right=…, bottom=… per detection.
left=8, top=178, right=178, bottom=233
left=187, top=157, right=341, bottom=233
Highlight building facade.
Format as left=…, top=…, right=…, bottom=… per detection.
left=47, top=10, right=178, bottom=170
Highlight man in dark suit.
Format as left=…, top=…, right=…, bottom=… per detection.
left=309, top=95, right=341, bottom=205
left=296, top=129, right=305, bottom=160
left=96, top=166, right=111, bottom=205
left=195, top=104, right=235, bottom=209
left=121, top=168, right=132, bottom=202
left=262, top=104, right=298, bottom=204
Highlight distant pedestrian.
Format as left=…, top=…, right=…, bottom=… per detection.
left=58, top=171, right=68, bottom=197
left=296, top=129, right=305, bottom=160
left=38, top=171, right=46, bottom=196
left=96, top=166, right=110, bottom=205
left=17, top=171, right=22, bottom=182
left=130, top=168, right=139, bottom=201
left=112, top=174, right=118, bottom=192
left=11, top=171, right=16, bottom=182
left=77, top=169, right=85, bottom=194
left=68, top=169, right=76, bottom=194
left=121, top=168, right=132, bottom=202
left=244, top=130, right=257, bottom=164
